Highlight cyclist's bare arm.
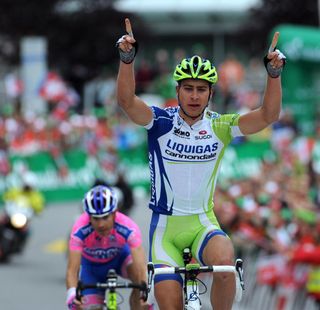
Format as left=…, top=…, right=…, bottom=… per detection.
left=239, top=32, right=284, bottom=135
left=116, top=18, right=153, bottom=126
left=66, top=250, right=82, bottom=305
left=130, top=245, right=147, bottom=282
left=239, top=76, right=281, bottom=134
left=127, top=245, right=149, bottom=309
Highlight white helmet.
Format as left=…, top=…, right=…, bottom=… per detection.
left=83, top=185, right=118, bottom=217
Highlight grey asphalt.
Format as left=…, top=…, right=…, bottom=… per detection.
left=0, top=196, right=152, bottom=310
left=0, top=194, right=245, bottom=310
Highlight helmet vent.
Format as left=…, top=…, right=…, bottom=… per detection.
left=173, top=55, right=218, bottom=85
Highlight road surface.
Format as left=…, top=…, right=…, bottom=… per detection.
left=0, top=196, right=151, bottom=310
left=0, top=194, right=247, bottom=309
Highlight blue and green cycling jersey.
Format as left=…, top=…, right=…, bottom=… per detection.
left=144, top=106, right=243, bottom=216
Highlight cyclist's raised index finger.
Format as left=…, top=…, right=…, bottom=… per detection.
left=125, top=18, right=134, bottom=38
left=268, top=31, right=279, bottom=53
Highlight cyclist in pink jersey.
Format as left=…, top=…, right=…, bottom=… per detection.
left=65, top=185, right=147, bottom=309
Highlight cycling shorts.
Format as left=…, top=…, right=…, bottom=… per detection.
left=149, top=210, right=227, bottom=285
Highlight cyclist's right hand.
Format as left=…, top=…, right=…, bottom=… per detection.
left=66, top=287, right=82, bottom=309
left=116, top=18, right=136, bottom=52
left=67, top=299, right=82, bottom=310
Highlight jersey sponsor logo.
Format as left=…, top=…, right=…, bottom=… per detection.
left=115, top=223, right=132, bottom=239
left=149, top=152, right=156, bottom=205
left=173, top=127, right=190, bottom=138
left=189, top=292, right=198, bottom=301
left=165, top=139, right=218, bottom=160
left=165, top=107, right=177, bottom=116
left=75, top=224, right=94, bottom=239
left=84, top=246, right=120, bottom=259
left=205, top=110, right=220, bottom=119
left=195, top=134, right=212, bottom=140
left=167, top=139, right=218, bottom=153
left=196, top=129, right=212, bottom=139
left=177, top=115, right=184, bottom=126
left=81, top=225, right=94, bottom=235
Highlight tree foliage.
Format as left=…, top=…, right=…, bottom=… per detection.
left=1, top=0, right=318, bottom=86
left=0, top=0, right=148, bottom=87
left=236, top=0, right=319, bottom=55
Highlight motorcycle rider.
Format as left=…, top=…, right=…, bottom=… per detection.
left=0, top=178, right=45, bottom=259
left=2, top=180, right=45, bottom=216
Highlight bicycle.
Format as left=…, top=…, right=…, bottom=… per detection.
left=76, top=269, right=148, bottom=310
left=147, top=248, right=245, bottom=310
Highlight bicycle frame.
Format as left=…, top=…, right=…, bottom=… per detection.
left=105, top=270, right=117, bottom=310
left=106, top=290, right=117, bottom=310
left=147, top=249, right=244, bottom=310
left=76, top=269, right=147, bottom=310
left=184, top=264, right=202, bottom=309
left=183, top=249, right=201, bottom=309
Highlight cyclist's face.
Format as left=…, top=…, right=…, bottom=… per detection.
left=177, top=79, right=212, bottom=119
left=90, top=213, right=115, bottom=236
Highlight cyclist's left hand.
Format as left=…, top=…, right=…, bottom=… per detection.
left=266, top=32, right=286, bottom=69
left=116, top=18, right=136, bottom=52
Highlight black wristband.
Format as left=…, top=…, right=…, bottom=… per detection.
left=263, top=49, right=286, bottom=78
left=263, top=56, right=282, bottom=78
left=116, top=41, right=138, bottom=64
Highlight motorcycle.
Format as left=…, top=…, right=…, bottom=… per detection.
left=0, top=197, right=33, bottom=262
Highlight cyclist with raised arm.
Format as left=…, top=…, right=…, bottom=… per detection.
left=65, top=185, right=148, bottom=310
left=116, top=18, right=286, bottom=310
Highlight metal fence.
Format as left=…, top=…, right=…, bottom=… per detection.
left=236, top=251, right=319, bottom=310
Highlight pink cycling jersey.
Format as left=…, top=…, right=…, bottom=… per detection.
left=69, top=211, right=142, bottom=264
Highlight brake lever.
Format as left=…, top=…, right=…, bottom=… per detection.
left=140, top=281, right=148, bottom=302
left=147, top=262, right=155, bottom=293
left=76, top=281, right=83, bottom=301
left=235, top=259, right=245, bottom=290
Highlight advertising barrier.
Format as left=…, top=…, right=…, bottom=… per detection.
left=0, top=141, right=272, bottom=204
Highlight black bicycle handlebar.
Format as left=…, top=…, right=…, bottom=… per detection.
left=76, top=280, right=148, bottom=301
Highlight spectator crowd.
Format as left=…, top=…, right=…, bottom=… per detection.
left=1, top=48, right=320, bottom=308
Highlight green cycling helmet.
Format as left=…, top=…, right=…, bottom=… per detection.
left=173, top=55, right=218, bottom=85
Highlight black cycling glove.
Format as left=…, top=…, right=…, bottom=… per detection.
left=263, top=48, right=286, bottom=78
left=116, top=35, right=138, bottom=64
